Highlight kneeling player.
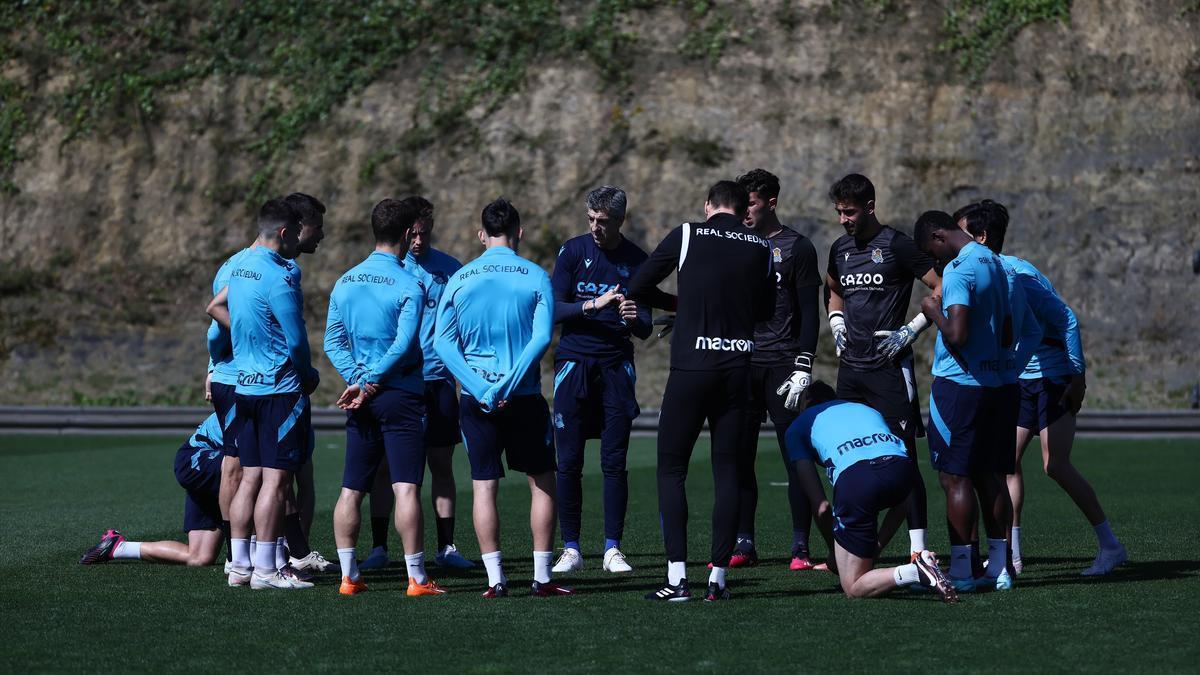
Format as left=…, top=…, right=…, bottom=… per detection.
left=80, top=414, right=226, bottom=567
left=785, top=382, right=957, bottom=602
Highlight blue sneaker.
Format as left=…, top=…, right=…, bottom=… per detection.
left=950, top=576, right=977, bottom=593
left=434, top=544, right=475, bottom=569
left=359, top=547, right=390, bottom=570
left=973, top=569, right=1014, bottom=591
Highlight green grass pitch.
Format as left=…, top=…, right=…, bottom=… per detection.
left=1, top=432, right=1197, bottom=671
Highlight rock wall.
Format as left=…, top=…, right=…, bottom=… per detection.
left=1, top=0, right=1197, bottom=408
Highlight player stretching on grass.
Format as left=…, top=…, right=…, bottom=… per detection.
left=824, top=174, right=940, bottom=558
left=784, top=382, right=958, bottom=602
left=549, top=186, right=650, bottom=576
left=434, top=198, right=570, bottom=598
left=956, top=200, right=1126, bottom=576
left=915, top=210, right=1039, bottom=592
left=731, top=168, right=822, bottom=570
left=80, top=414, right=227, bottom=567
left=225, top=198, right=320, bottom=590
left=629, top=180, right=775, bottom=602
left=324, top=198, right=445, bottom=597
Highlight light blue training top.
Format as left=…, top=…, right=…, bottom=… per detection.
left=227, top=246, right=318, bottom=396
left=404, top=248, right=463, bottom=382
left=785, top=400, right=908, bottom=487
left=324, top=251, right=426, bottom=394
left=1000, top=254, right=1085, bottom=380
left=433, top=246, right=554, bottom=411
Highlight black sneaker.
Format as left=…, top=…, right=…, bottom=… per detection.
left=80, top=529, right=124, bottom=565
left=645, top=578, right=691, bottom=601
left=704, top=581, right=732, bottom=601
left=913, top=550, right=959, bottom=604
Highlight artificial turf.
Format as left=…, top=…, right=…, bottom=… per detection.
left=1, top=432, right=1197, bottom=672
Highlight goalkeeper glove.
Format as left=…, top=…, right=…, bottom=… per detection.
left=874, top=314, right=930, bottom=360
left=776, top=353, right=814, bottom=411
left=828, top=311, right=848, bottom=357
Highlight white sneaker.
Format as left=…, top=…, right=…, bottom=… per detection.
left=1082, top=543, right=1127, bottom=576
left=290, top=550, right=339, bottom=573
left=227, top=565, right=252, bottom=587
left=603, top=547, right=633, bottom=573
left=250, top=570, right=314, bottom=590
left=1012, top=557, right=1023, bottom=575
left=552, top=548, right=583, bottom=574
left=223, top=561, right=233, bottom=575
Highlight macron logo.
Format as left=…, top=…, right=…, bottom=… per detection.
left=584, top=258, right=593, bottom=268
left=694, top=336, right=754, bottom=352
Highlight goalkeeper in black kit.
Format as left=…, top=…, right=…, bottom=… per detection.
left=628, top=180, right=775, bottom=602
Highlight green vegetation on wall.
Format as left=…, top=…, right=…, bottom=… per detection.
left=939, top=0, right=1072, bottom=83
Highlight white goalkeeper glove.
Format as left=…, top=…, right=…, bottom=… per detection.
left=874, top=314, right=929, bottom=360
left=828, top=311, right=848, bottom=358
left=776, top=353, right=814, bottom=411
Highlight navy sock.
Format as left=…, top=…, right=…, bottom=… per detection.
left=604, top=538, right=620, bottom=552
left=435, top=517, right=455, bottom=551
left=284, top=513, right=311, bottom=559
left=220, top=520, right=232, bottom=563
left=370, top=516, right=389, bottom=551
left=792, top=530, right=810, bottom=557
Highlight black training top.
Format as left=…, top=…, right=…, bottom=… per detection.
left=629, top=212, right=775, bottom=371
left=753, top=226, right=821, bottom=366
left=827, top=225, right=934, bottom=371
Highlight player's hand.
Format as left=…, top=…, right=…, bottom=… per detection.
left=920, top=294, right=942, bottom=322
left=336, top=384, right=363, bottom=410
left=776, top=370, right=812, bottom=411
left=874, top=325, right=917, bottom=360
left=653, top=314, right=675, bottom=338
left=1060, top=374, right=1087, bottom=416
left=618, top=299, right=639, bottom=322
left=204, top=372, right=213, bottom=402
left=591, top=288, right=623, bottom=311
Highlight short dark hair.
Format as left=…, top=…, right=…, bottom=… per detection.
left=585, top=186, right=627, bottom=222
left=284, top=192, right=326, bottom=226
left=706, top=180, right=749, bottom=217
left=913, top=210, right=958, bottom=248
left=801, top=380, right=837, bottom=410
left=953, top=199, right=1009, bottom=254
left=371, top=198, right=418, bottom=245
left=258, top=198, right=301, bottom=239
left=401, top=195, right=435, bottom=224
left=736, top=168, right=780, bottom=201
left=828, top=173, right=875, bottom=206
left=481, top=198, right=520, bottom=237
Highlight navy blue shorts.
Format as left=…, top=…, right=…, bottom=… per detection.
left=460, top=394, right=555, bottom=480
left=234, top=392, right=312, bottom=471
left=174, top=442, right=223, bottom=532
left=552, top=358, right=639, bottom=446
left=343, top=388, right=426, bottom=490
left=423, top=379, right=460, bottom=447
left=1017, top=377, right=1070, bottom=432
left=831, top=456, right=915, bottom=559
left=210, top=382, right=239, bottom=457
left=929, top=378, right=1018, bottom=476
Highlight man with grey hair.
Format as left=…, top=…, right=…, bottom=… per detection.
left=548, top=185, right=653, bottom=575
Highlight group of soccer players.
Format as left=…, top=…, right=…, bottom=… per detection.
left=80, top=170, right=1126, bottom=602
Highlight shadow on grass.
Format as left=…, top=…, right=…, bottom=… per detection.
left=1017, top=559, right=1200, bottom=586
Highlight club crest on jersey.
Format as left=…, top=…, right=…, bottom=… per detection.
left=616, top=263, right=631, bottom=278
left=871, top=248, right=884, bottom=264
left=584, top=258, right=593, bottom=268
left=772, top=247, right=783, bottom=263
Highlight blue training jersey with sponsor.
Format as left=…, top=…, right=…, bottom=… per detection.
left=1000, top=255, right=1085, bottom=380
left=405, top=248, right=463, bottom=382
left=188, top=413, right=224, bottom=450
left=932, top=241, right=1028, bottom=387
left=551, top=233, right=652, bottom=364
left=433, top=246, right=554, bottom=410
left=207, top=247, right=302, bottom=384
left=785, top=400, right=907, bottom=486
left=228, top=247, right=318, bottom=396
left=324, top=251, right=426, bottom=394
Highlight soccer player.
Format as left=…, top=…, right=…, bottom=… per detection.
left=825, top=174, right=940, bottom=557
left=628, top=180, right=775, bottom=602
left=225, top=198, right=321, bottom=590
left=324, top=198, right=445, bottom=597
left=80, top=414, right=227, bottom=567
left=915, top=210, right=1039, bottom=592
left=549, top=185, right=650, bottom=575
left=732, top=168, right=821, bottom=570
left=433, top=197, right=569, bottom=598
left=956, top=200, right=1126, bottom=575
left=784, top=382, right=958, bottom=602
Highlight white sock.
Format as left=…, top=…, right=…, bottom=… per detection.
left=668, top=561, right=687, bottom=586
left=1094, top=520, right=1120, bottom=549
left=113, top=541, right=142, bottom=560
left=337, top=548, right=359, bottom=581
left=275, top=537, right=288, bottom=569
left=481, top=550, right=505, bottom=587
left=1011, top=526, right=1022, bottom=561
left=250, top=535, right=257, bottom=563
left=232, top=538, right=251, bottom=569
left=708, top=566, right=727, bottom=588
left=893, top=563, right=920, bottom=586
left=405, top=552, right=428, bottom=585
left=986, top=539, right=1007, bottom=578
left=533, top=551, right=553, bottom=584
left=949, top=545, right=972, bottom=580
left=908, top=528, right=926, bottom=554
left=255, top=541, right=277, bottom=575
